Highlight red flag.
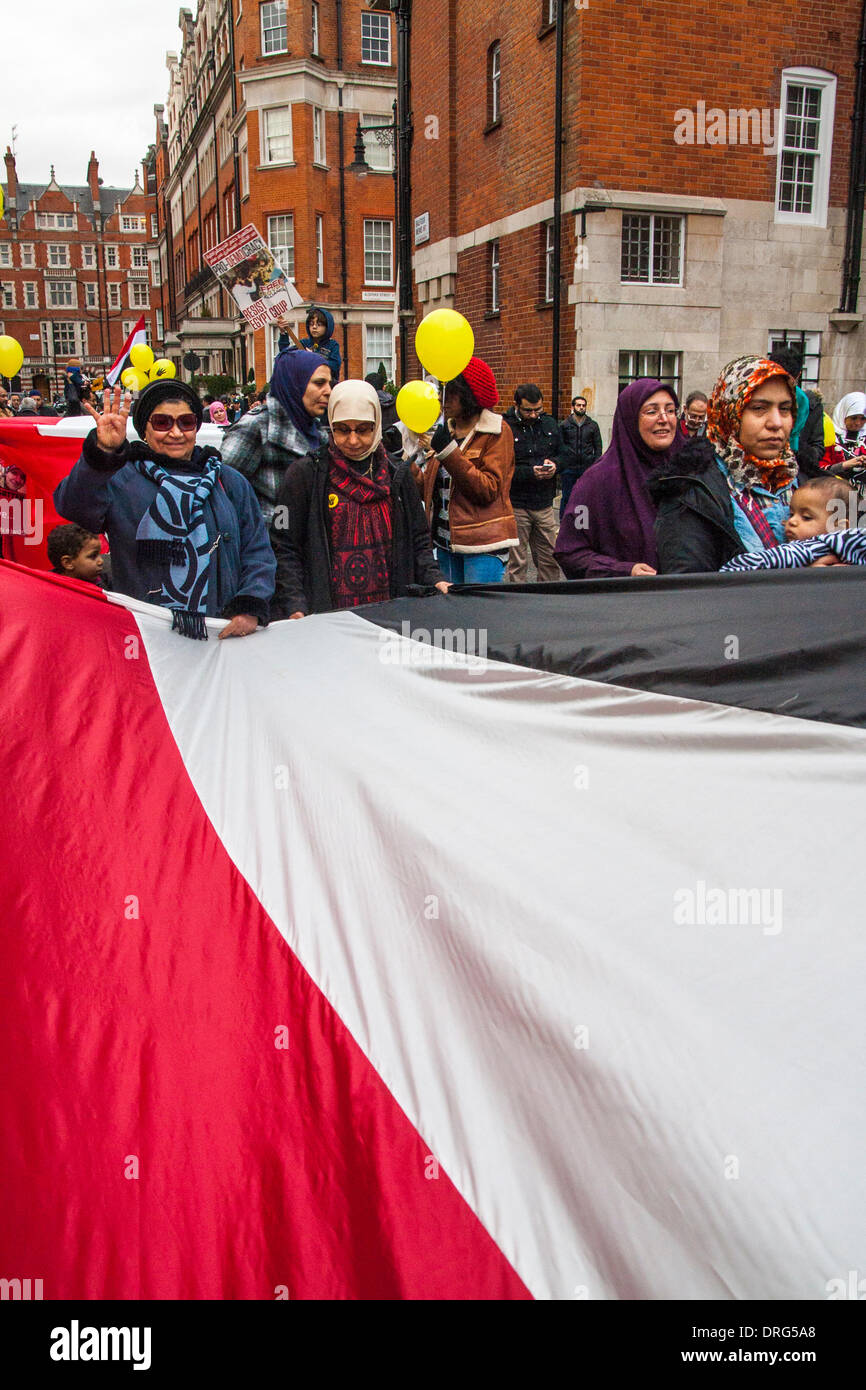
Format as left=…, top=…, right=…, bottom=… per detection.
left=107, top=315, right=147, bottom=386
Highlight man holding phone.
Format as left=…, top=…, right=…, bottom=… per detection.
left=505, top=383, right=563, bottom=583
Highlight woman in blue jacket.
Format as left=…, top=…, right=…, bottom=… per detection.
left=54, top=381, right=275, bottom=639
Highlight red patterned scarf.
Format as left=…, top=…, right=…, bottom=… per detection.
left=327, top=443, right=393, bottom=608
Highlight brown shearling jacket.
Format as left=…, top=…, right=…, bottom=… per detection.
left=414, top=409, right=518, bottom=554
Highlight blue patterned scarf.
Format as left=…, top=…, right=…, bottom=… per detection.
left=133, top=455, right=222, bottom=638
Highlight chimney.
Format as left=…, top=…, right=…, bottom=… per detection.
left=87, top=150, right=100, bottom=207
left=4, top=146, right=17, bottom=206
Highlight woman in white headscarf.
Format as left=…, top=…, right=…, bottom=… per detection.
left=821, top=391, right=866, bottom=470
left=270, top=379, right=449, bottom=617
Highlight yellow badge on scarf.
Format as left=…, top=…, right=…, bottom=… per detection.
left=328, top=493, right=339, bottom=509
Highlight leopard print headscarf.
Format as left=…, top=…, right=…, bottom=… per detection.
left=707, top=356, right=799, bottom=493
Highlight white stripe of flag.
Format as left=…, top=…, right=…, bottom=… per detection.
left=106, top=315, right=147, bottom=387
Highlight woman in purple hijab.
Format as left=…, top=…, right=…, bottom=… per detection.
left=554, top=378, right=681, bottom=578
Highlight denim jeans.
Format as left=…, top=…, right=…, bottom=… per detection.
left=435, top=550, right=507, bottom=583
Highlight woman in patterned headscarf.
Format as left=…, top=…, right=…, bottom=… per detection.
left=649, top=355, right=799, bottom=573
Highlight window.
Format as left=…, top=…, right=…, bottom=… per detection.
left=316, top=214, right=324, bottom=282
left=546, top=0, right=557, bottom=23
left=224, top=186, right=236, bottom=233
left=105, top=246, right=119, bottom=269
left=312, top=1, right=320, bottom=55
left=49, top=321, right=80, bottom=356
left=363, top=219, right=393, bottom=284
left=618, top=350, right=682, bottom=397
left=156, top=308, right=164, bottom=341
left=621, top=213, right=683, bottom=285
left=200, top=141, right=216, bottom=191
left=0, top=244, right=11, bottom=267
left=20, top=244, right=34, bottom=267
left=361, top=113, right=393, bottom=171
left=488, top=42, right=501, bottom=126
left=262, top=106, right=292, bottom=164
left=261, top=1, right=287, bottom=55
left=543, top=222, right=555, bottom=303
left=37, top=212, right=75, bottom=229
left=268, top=213, right=295, bottom=278
left=24, top=282, right=38, bottom=308
left=313, top=107, right=326, bottom=164
left=132, top=245, right=149, bottom=268
left=121, top=215, right=147, bottom=233
left=152, top=252, right=162, bottom=287
left=48, top=243, right=70, bottom=268
left=365, top=325, right=394, bottom=382
left=85, top=282, right=99, bottom=308
left=768, top=329, right=822, bottom=386
left=151, top=213, right=159, bottom=238
left=490, top=238, right=500, bottom=311
left=361, top=12, right=391, bottom=65
left=48, top=280, right=76, bottom=307
left=1, top=284, right=14, bottom=309
left=123, top=319, right=152, bottom=345
left=81, top=245, right=96, bottom=268
left=775, top=69, right=837, bottom=227
left=108, top=283, right=121, bottom=310
left=130, top=282, right=149, bottom=308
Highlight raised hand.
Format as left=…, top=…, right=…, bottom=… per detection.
left=82, top=386, right=132, bottom=452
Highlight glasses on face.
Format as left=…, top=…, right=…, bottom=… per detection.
left=149, top=413, right=199, bottom=433
left=640, top=404, right=678, bottom=420
left=519, top=405, right=543, bottom=416
left=333, top=421, right=375, bottom=439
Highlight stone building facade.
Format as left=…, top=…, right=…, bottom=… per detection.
left=409, top=0, right=866, bottom=436
left=0, top=151, right=158, bottom=396
left=156, top=0, right=399, bottom=390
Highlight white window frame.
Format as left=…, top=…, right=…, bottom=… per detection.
left=151, top=213, right=159, bottom=238
left=105, top=245, right=119, bottom=269
left=767, top=329, right=822, bottom=386
left=363, top=218, right=393, bottom=285
left=313, top=106, right=326, bottom=165
left=490, top=238, right=500, bottom=312
left=84, top=281, right=99, bottom=309
left=47, top=279, right=76, bottom=308
left=490, top=42, right=501, bottom=124
left=620, top=212, right=685, bottom=287
left=261, top=105, right=293, bottom=165
left=261, top=0, right=288, bottom=55
left=365, top=324, right=394, bottom=382
left=24, top=281, right=38, bottom=308
left=20, top=243, right=34, bottom=267
left=156, top=308, right=165, bottom=341
left=108, top=283, right=122, bottom=310
left=312, top=0, right=320, bottom=55
left=131, top=245, right=149, bottom=269
left=1, top=282, right=15, bottom=309
left=267, top=213, right=295, bottom=279
left=129, top=281, right=149, bottom=309
left=774, top=67, right=836, bottom=229
left=361, top=113, right=394, bottom=171
left=81, top=245, right=96, bottom=268
left=316, top=214, right=324, bottom=282
left=121, top=215, right=147, bottom=233
left=544, top=221, right=555, bottom=303
left=0, top=244, right=11, bottom=268
left=46, top=320, right=83, bottom=358
left=361, top=12, right=391, bottom=66
left=48, top=243, right=70, bottom=268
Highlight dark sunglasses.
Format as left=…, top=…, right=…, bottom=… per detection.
left=148, top=413, right=199, bottom=433
left=332, top=421, right=375, bottom=438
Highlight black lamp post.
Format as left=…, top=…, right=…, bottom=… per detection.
left=348, top=103, right=410, bottom=383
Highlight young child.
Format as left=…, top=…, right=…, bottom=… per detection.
left=47, top=524, right=107, bottom=587
left=721, top=476, right=866, bottom=571
left=300, top=306, right=341, bottom=380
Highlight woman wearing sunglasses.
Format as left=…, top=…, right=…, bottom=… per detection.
left=270, top=379, right=448, bottom=618
left=54, top=380, right=275, bottom=639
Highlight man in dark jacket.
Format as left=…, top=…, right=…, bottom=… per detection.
left=558, top=395, right=603, bottom=516
left=505, top=384, right=563, bottom=582
left=269, top=440, right=445, bottom=616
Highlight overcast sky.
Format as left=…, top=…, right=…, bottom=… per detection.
left=0, top=0, right=188, bottom=190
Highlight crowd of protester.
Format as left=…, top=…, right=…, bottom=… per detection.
left=8, top=326, right=860, bottom=640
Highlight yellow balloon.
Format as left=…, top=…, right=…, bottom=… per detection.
left=415, top=310, right=474, bottom=383
left=396, top=380, right=441, bottom=435
left=0, top=334, right=24, bottom=378
left=120, top=367, right=149, bottom=392
left=129, top=343, right=155, bottom=372
left=149, top=359, right=176, bottom=380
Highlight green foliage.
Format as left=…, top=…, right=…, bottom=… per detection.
left=189, top=373, right=237, bottom=398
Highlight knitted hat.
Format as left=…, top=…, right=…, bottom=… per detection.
left=459, top=356, right=498, bottom=411
left=132, top=379, right=204, bottom=437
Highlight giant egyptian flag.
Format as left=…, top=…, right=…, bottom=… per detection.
left=2, top=558, right=865, bottom=1300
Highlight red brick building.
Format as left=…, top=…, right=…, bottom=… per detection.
left=410, top=0, right=866, bottom=432
left=156, top=0, right=399, bottom=390
left=0, top=151, right=159, bottom=396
